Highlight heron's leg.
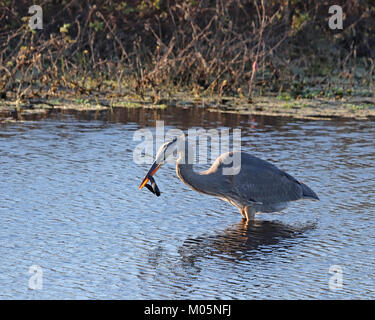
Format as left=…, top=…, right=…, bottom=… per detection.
left=244, top=206, right=256, bottom=221
left=239, top=208, right=246, bottom=219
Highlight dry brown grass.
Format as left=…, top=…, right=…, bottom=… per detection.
left=0, top=0, right=374, bottom=105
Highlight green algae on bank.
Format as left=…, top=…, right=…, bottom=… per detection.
left=0, top=97, right=168, bottom=120
left=1, top=94, right=374, bottom=121
left=207, top=96, right=375, bottom=120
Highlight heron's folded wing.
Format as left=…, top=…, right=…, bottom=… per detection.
left=231, top=163, right=303, bottom=204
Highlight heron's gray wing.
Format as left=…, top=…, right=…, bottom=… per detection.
left=228, top=154, right=303, bottom=204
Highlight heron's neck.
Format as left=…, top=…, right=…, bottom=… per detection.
left=175, top=143, right=216, bottom=196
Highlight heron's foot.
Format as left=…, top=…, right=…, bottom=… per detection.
left=241, top=217, right=255, bottom=227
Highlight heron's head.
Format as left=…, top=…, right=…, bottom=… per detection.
left=138, top=135, right=182, bottom=190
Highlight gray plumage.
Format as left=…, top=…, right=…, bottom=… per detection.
left=176, top=150, right=319, bottom=221
left=140, top=137, right=319, bottom=221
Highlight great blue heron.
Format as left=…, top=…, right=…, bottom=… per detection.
left=139, top=135, right=319, bottom=221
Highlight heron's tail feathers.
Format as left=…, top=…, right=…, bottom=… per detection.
left=301, top=183, right=319, bottom=200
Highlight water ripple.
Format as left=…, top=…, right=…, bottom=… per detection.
left=0, top=110, right=374, bottom=299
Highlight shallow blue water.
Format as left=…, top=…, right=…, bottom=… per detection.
left=0, top=108, right=374, bottom=299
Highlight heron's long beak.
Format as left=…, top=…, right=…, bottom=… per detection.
left=138, top=161, right=162, bottom=190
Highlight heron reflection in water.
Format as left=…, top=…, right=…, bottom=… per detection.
left=139, top=134, right=319, bottom=221
left=139, top=219, right=316, bottom=283
left=178, top=219, right=316, bottom=264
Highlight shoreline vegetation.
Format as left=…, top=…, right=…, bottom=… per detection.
left=1, top=1, right=374, bottom=121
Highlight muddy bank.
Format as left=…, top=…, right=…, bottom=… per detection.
left=209, top=96, right=375, bottom=120
left=1, top=94, right=374, bottom=122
